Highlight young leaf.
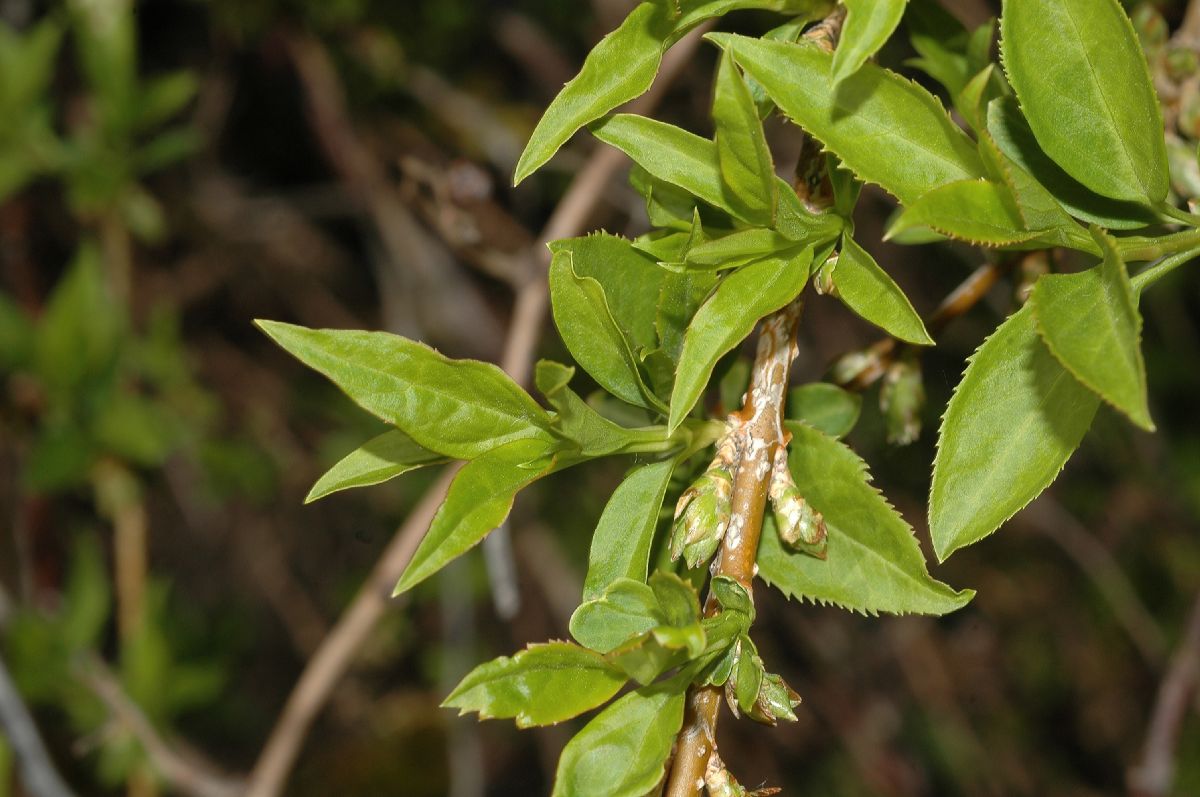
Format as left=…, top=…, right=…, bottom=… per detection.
left=785, top=383, right=861, bottom=438
left=394, top=439, right=556, bottom=594
left=552, top=684, right=686, bottom=797
left=713, top=49, right=776, bottom=225
left=1000, top=0, right=1168, bottom=204
left=255, top=321, right=554, bottom=460
left=305, top=429, right=447, bottom=503
left=684, top=228, right=797, bottom=270
left=831, top=236, right=933, bottom=345
left=444, top=641, right=625, bottom=728
left=572, top=578, right=663, bottom=653
left=581, top=458, right=678, bottom=601
left=549, top=248, right=666, bottom=412
left=1030, top=230, right=1152, bottom=430
left=514, top=3, right=667, bottom=184
left=591, top=114, right=731, bottom=217
left=832, top=0, right=906, bottom=84
left=930, top=305, right=1100, bottom=561
left=514, top=0, right=834, bottom=183
left=670, top=247, right=813, bottom=431
left=906, top=0, right=972, bottom=97
left=715, top=33, right=985, bottom=204
left=536, top=360, right=663, bottom=457
left=757, top=422, right=973, bottom=615
left=732, top=637, right=764, bottom=714
left=886, top=179, right=1042, bottom=247
left=986, top=97, right=1157, bottom=230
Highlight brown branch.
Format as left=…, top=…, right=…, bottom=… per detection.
left=78, top=658, right=242, bottom=797
left=1128, top=593, right=1200, bottom=797
left=664, top=300, right=805, bottom=797
left=241, top=25, right=711, bottom=797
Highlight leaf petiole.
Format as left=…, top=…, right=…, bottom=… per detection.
left=1131, top=246, right=1200, bottom=295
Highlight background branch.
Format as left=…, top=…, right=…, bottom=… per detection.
left=0, top=650, right=76, bottom=797
left=1128, top=593, right=1200, bottom=796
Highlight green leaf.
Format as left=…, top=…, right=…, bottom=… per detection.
left=713, top=49, right=776, bottom=225
left=536, top=360, right=662, bottom=457
left=832, top=0, right=906, bottom=84
left=930, top=305, right=1100, bottom=561
left=551, top=684, right=686, bottom=797
left=887, top=179, right=1041, bottom=247
left=581, top=458, right=678, bottom=600
left=591, top=114, right=731, bottom=217
left=514, top=0, right=833, bottom=183
left=443, top=641, right=625, bottom=728
left=986, top=96, right=1156, bottom=230
left=548, top=247, right=666, bottom=412
left=976, top=125, right=1085, bottom=248
left=757, top=422, right=973, bottom=615
left=684, top=228, right=797, bottom=270
left=514, top=3, right=667, bottom=184
left=1000, top=0, right=1168, bottom=204
left=716, top=33, right=985, bottom=204
left=786, top=383, right=861, bottom=438
left=572, top=578, right=663, bottom=653
left=552, top=233, right=668, bottom=355
left=906, top=0, right=972, bottom=97
left=831, top=236, right=933, bottom=345
left=670, top=247, right=813, bottom=431
left=1031, top=229, right=1152, bottom=430
left=656, top=269, right=720, bottom=364
left=306, top=429, right=446, bottom=503
left=255, top=321, right=554, bottom=461
left=35, top=244, right=123, bottom=392
left=394, top=439, right=556, bottom=594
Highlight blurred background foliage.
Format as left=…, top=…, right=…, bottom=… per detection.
left=0, top=0, right=1199, bottom=795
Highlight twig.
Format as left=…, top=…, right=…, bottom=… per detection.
left=284, top=32, right=504, bottom=356
left=1128, top=593, right=1200, bottom=796
left=663, top=299, right=806, bottom=797
left=0, top=650, right=77, bottom=797
left=834, top=256, right=1015, bottom=392
left=242, top=26, right=711, bottom=797
left=78, top=658, right=242, bottom=797
left=242, top=467, right=458, bottom=797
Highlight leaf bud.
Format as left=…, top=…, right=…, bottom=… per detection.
left=747, top=672, right=802, bottom=725
left=813, top=252, right=838, bottom=296
left=767, top=448, right=827, bottom=559
left=879, top=352, right=925, bottom=446
left=670, top=465, right=733, bottom=569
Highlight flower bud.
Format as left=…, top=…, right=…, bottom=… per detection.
left=768, top=449, right=827, bottom=559
left=670, top=466, right=733, bottom=569
left=880, top=352, right=925, bottom=446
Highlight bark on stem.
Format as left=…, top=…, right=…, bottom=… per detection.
left=663, top=299, right=805, bottom=797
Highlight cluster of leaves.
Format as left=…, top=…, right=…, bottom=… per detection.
left=4, top=536, right=225, bottom=788
left=0, top=247, right=205, bottom=495
left=0, top=0, right=199, bottom=237
left=258, top=0, right=1200, bottom=792
left=0, top=3, right=231, bottom=791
